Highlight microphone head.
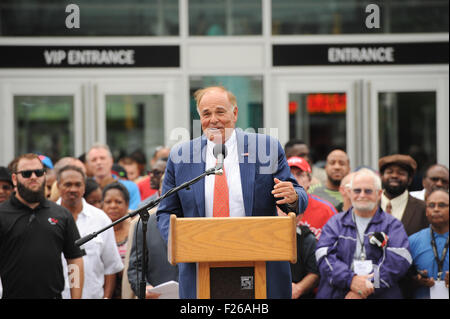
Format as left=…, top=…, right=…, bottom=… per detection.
left=369, top=232, right=388, bottom=248
left=213, top=144, right=228, bottom=159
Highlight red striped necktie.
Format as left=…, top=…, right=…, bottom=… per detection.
left=213, top=162, right=230, bottom=217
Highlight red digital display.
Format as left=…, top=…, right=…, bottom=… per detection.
left=306, top=93, right=346, bottom=114
left=289, top=101, right=298, bottom=114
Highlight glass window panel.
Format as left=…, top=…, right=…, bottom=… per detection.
left=289, top=92, right=347, bottom=165
left=189, top=0, right=262, bottom=36
left=0, top=0, right=179, bottom=36
left=378, top=91, right=436, bottom=191
left=189, top=76, right=263, bottom=138
left=106, top=94, right=164, bottom=163
left=272, top=0, right=449, bottom=35
left=14, top=95, right=74, bottom=162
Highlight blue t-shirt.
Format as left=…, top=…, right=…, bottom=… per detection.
left=409, top=226, right=449, bottom=299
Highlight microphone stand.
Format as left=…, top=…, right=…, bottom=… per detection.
left=75, top=167, right=219, bottom=299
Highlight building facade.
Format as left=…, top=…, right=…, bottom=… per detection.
left=0, top=0, right=448, bottom=182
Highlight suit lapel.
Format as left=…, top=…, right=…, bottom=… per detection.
left=401, top=196, right=416, bottom=228
left=236, top=130, right=255, bottom=216
left=191, top=136, right=207, bottom=217
left=401, top=195, right=424, bottom=235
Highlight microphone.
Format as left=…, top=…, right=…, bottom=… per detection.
left=213, top=144, right=228, bottom=175
left=369, top=232, right=388, bottom=248
left=75, top=232, right=97, bottom=247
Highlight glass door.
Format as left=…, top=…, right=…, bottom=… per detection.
left=95, top=77, right=186, bottom=165
left=370, top=76, right=448, bottom=190
left=273, top=76, right=356, bottom=168
left=0, top=80, right=83, bottom=166
left=105, top=94, right=164, bottom=160
left=288, top=92, right=347, bottom=166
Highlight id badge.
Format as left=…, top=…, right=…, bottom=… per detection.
left=430, top=280, right=449, bottom=299
left=354, top=260, right=373, bottom=275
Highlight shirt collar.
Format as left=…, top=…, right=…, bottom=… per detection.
left=342, top=207, right=384, bottom=226
left=206, top=129, right=237, bottom=152
left=56, top=197, right=90, bottom=217
left=382, top=189, right=409, bottom=205
left=79, top=198, right=92, bottom=217
left=430, top=225, right=450, bottom=238
left=11, top=191, right=50, bottom=210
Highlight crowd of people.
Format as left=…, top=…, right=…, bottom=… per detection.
left=0, top=144, right=171, bottom=299
left=0, top=86, right=448, bottom=300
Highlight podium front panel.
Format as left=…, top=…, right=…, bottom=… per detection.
left=169, top=214, right=297, bottom=264
left=210, top=267, right=255, bottom=299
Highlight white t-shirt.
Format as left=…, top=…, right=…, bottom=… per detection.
left=58, top=198, right=124, bottom=299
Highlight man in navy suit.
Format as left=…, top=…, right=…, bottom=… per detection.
left=157, top=86, right=308, bottom=298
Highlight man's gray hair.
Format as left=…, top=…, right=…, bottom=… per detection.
left=86, top=142, right=113, bottom=161
left=350, top=168, right=382, bottom=190
left=194, top=86, right=237, bottom=115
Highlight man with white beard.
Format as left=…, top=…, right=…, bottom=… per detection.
left=315, top=168, right=412, bottom=299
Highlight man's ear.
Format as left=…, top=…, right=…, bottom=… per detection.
left=11, top=173, right=18, bottom=187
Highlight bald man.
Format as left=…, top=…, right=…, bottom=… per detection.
left=410, top=164, right=449, bottom=201
left=309, top=149, right=351, bottom=211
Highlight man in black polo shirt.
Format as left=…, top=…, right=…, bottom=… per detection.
left=0, top=153, right=85, bottom=299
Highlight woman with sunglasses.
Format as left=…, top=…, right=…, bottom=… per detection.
left=409, top=188, right=449, bottom=298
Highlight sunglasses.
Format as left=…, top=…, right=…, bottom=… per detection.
left=426, top=202, right=449, bottom=209
left=352, top=188, right=374, bottom=195
left=16, top=169, right=46, bottom=178
left=428, top=177, right=449, bottom=184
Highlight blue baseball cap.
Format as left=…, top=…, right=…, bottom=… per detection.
left=38, top=155, right=54, bottom=169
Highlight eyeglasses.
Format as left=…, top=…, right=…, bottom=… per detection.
left=1, top=184, right=13, bottom=191
left=428, top=177, right=449, bottom=184
left=426, top=202, right=449, bottom=209
left=16, top=169, right=46, bottom=178
left=352, top=188, right=374, bottom=195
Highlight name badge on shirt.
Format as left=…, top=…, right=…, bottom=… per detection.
left=430, top=280, right=449, bottom=299
left=354, top=260, right=373, bottom=275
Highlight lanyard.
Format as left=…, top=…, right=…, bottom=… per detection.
left=352, top=212, right=367, bottom=261
left=430, top=227, right=449, bottom=280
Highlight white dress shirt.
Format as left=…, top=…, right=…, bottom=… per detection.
left=410, top=188, right=425, bottom=201
left=58, top=198, right=124, bottom=299
left=204, top=130, right=246, bottom=218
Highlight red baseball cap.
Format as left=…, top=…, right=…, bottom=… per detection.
left=287, top=156, right=311, bottom=173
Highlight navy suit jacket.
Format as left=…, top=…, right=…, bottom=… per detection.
left=157, top=129, right=308, bottom=298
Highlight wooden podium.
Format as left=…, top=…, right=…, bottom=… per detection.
left=168, top=213, right=297, bottom=299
